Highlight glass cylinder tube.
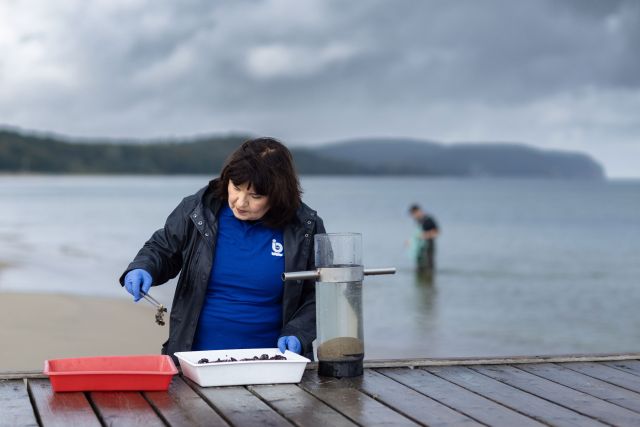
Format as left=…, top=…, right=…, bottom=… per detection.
left=314, top=233, right=364, bottom=377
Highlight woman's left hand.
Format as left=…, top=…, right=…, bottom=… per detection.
left=277, top=336, right=302, bottom=354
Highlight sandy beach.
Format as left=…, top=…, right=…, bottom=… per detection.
left=0, top=292, right=169, bottom=372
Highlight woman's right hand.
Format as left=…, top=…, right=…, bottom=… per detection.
left=124, top=269, right=153, bottom=302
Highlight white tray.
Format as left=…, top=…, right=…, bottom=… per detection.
left=174, top=348, right=310, bottom=387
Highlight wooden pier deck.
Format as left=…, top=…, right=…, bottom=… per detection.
left=3, top=353, right=640, bottom=426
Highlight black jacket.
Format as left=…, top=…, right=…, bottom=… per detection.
left=119, top=180, right=325, bottom=359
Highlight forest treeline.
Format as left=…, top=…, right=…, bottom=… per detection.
left=0, top=129, right=604, bottom=179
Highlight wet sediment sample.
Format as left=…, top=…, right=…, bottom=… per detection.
left=317, top=336, right=364, bottom=360
left=197, top=354, right=287, bottom=364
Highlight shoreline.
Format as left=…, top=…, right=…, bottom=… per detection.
left=0, top=292, right=168, bottom=371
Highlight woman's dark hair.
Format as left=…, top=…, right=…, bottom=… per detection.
left=214, top=137, right=302, bottom=228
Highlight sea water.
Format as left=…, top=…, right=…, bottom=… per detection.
left=1, top=175, right=639, bottom=359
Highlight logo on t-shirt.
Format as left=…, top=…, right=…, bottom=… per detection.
left=271, top=239, right=284, bottom=257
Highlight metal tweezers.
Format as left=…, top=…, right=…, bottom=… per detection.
left=141, top=292, right=167, bottom=326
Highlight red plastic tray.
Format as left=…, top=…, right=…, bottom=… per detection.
left=44, top=355, right=178, bottom=392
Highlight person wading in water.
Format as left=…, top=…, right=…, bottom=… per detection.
left=409, top=204, right=439, bottom=279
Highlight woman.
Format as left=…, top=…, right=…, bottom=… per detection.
left=119, top=137, right=325, bottom=359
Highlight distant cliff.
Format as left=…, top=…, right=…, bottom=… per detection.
left=315, top=138, right=605, bottom=179
left=0, top=129, right=605, bottom=179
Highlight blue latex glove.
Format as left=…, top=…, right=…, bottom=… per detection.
left=124, top=269, right=152, bottom=302
left=278, top=336, right=302, bottom=354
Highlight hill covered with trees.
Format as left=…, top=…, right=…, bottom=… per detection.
left=0, top=129, right=605, bottom=179
left=0, top=130, right=362, bottom=175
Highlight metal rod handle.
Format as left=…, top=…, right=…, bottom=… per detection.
left=364, top=267, right=396, bottom=276
left=282, top=270, right=320, bottom=281
left=283, top=267, right=396, bottom=281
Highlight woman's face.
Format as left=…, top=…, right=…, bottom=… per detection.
left=227, top=180, right=270, bottom=221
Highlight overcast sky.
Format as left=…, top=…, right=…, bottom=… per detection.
left=1, top=0, right=638, bottom=177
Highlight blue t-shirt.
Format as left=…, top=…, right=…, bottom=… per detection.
left=192, top=205, right=285, bottom=350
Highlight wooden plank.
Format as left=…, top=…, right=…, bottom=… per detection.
left=603, top=360, right=640, bottom=378
left=380, top=367, right=543, bottom=427
left=18, top=356, right=640, bottom=379
left=0, top=372, right=48, bottom=380
left=362, top=369, right=482, bottom=427
left=473, top=364, right=640, bottom=427
left=300, top=370, right=419, bottom=426
left=3, top=354, right=640, bottom=379
left=519, top=363, right=640, bottom=414
left=562, top=362, right=640, bottom=394
left=144, top=376, right=229, bottom=427
left=0, top=379, right=38, bottom=427
left=362, top=352, right=640, bottom=368
left=426, top=365, right=606, bottom=427
left=187, top=381, right=293, bottom=427
left=27, top=379, right=100, bottom=427
left=250, top=384, right=358, bottom=427
left=89, top=391, right=165, bottom=426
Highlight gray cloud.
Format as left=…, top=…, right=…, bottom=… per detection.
left=0, top=0, right=638, bottom=176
